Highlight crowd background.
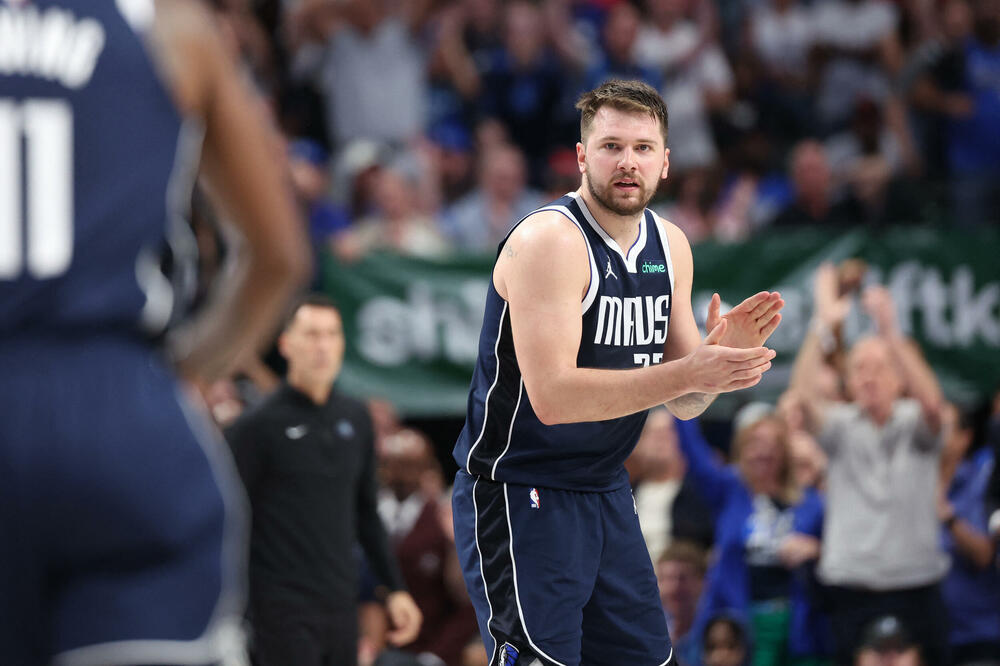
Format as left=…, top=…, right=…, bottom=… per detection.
left=191, top=0, right=1000, bottom=664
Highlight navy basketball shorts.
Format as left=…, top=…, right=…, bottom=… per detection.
left=453, top=469, right=674, bottom=666
left=0, top=337, right=248, bottom=666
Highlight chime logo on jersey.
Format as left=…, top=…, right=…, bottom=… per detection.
left=529, top=488, right=540, bottom=509
left=499, top=642, right=519, bottom=665
left=593, top=294, right=670, bottom=347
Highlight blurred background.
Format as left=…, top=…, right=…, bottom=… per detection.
left=194, top=0, right=1000, bottom=664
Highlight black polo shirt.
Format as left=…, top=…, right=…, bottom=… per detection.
left=226, top=382, right=404, bottom=611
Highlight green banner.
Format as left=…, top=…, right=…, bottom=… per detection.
left=322, top=228, right=1000, bottom=417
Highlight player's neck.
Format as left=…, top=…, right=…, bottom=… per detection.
left=576, top=186, right=643, bottom=252
left=287, top=372, right=333, bottom=406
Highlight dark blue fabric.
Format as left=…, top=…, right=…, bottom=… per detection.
left=942, top=447, right=1000, bottom=647
left=0, top=337, right=233, bottom=662
left=453, top=469, right=673, bottom=665
left=0, top=0, right=187, bottom=337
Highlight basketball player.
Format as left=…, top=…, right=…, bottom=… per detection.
left=0, top=1, right=308, bottom=664
left=451, top=80, right=784, bottom=666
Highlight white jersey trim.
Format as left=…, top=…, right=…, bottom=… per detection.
left=465, top=301, right=508, bottom=474
left=567, top=191, right=648, bottom=274
left=490, top=378, right=524, bottom=480
left=472, top=478, right=499, bottom=664
left=528, top=204, right=600, bottom=314
left=649, top=210, right=675, bottom=296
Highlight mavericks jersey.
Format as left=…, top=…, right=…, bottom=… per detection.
left=0, top=0, right=195, bottom=338
left=453, top=192, right=675, bottom=492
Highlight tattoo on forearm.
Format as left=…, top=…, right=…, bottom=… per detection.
left=667, top=392, right=715, bottom=419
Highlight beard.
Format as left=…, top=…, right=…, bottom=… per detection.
left=585, top=165, right=657, bottom=217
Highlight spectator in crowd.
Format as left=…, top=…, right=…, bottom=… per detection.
left=943, top=0, right=1000, bottom=227
left=476, top=0, right=568, bottom=179
left=853, top=616, right=922, bottom=666
left=287, top=138, right=352, bottom=283
left=823, top=100, right=923, bottom=227
left=656, top=541, right=709, bottom=666
left=377, top=429, right=479, bottom=666
left=336, top=165, right=452, bottom=260
left=629, top=406, right=715, bottom=556
left=439, top=142, right=545, bottom=252
left=675, top=415, right=829, bottom=665
left=226, top=295, right=422, bottom=666
left=654, top=169, right=722, bottom=244
left=702, top=614, right=752, bottom=666
left=635, top=0, right=735, bottom=174
left=808, top=0, right=904, bottom=133
left=286, top=0, right=435, bottom=148
left=584, top=1, right=663, bottom=91
left=938, top=403, right=1000, bottom=666
left=778, top=391, right=831, bottom=493
left=790, top=265, right=950, bottom=666
left=710, top=127, right=794, bottom=242
left=904, top=0, right=974, bottom=206
left=770, top=140, right=861, bottom=229
left=426, top=123, right=478, bottom=206
left=744, top=0, right=816, bottom=141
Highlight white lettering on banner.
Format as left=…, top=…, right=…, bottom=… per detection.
left=357, top=280, right=488, bottom=367
left=702, top=261, right=999, bottom=354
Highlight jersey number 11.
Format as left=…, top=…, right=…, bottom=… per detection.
left=0, top=99, right=73, bottom=280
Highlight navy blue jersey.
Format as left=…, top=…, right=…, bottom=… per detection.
left=0, top=0, right=195, bottom=337
left=453, top=192, right=675, bottom=492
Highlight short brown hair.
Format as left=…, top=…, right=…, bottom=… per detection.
left=657, top=540, right=707, bottom=578
left=576, top=79, right=669, bottom=145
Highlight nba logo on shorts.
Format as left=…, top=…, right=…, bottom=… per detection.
left=499, top=642, right=519, bottom=665
left=529, top=488, right=540, bottom=509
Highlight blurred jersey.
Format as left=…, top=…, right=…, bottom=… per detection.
left=0, top=3, right=245, bottom=664
left=0, top=0, right=196, bottom=339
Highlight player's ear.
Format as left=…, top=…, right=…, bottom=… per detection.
left=277, top=332, right=290, bottom=360
left=661, top=147, right=670, bottom=180
left=576, top=142, right=586, bottom=174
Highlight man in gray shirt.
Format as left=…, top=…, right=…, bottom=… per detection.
left=790, top=263, right=949, bottom=666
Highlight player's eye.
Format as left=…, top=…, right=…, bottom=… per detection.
left=604, top=143, right=617, bottom=150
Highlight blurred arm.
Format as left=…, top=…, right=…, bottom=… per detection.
left=153, top=0, right=310, bottom=382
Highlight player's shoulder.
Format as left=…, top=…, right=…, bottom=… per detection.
left=506, top=207, right=589, bottom=257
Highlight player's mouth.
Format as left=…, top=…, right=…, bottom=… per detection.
left=613, top=179, right=640, bottom=191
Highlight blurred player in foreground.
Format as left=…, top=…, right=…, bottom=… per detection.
left=0, top=0, right=309, bottom=663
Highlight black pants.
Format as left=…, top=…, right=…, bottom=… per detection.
left=826, top=583, right=951, bottom=666
left=249, top=598, right=357, bottom=666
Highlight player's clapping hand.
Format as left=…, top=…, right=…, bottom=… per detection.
left=386, top=591, right=423, bottom=647
left=683, top=319, right=777, bottom=393
left=705, top=291, right=784, bottom=349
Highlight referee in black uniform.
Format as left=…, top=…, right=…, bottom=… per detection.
left=226, top=294, right=421, bottom=666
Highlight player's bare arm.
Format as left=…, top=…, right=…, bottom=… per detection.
left=495, top=212, right=776, bottom=425
left=660, top=221, right=782, bottom=419
left=151, top=0, right=310, bottom=381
